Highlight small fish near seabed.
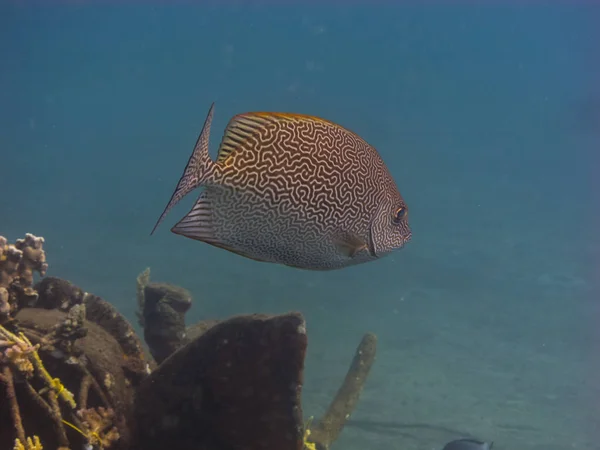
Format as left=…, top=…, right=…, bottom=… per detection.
left=151, top=103, right=411, bottom=271
left=442, top=438, right=494, bottom=450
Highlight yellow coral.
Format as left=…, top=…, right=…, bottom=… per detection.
left=0, top=327, right=38, bottom=376
left=61, top=419, right=102, bottom=445
left=62, top=407, right=120, bottom=449
left=303, top=416, right=317, bottom=450
left=29, top=343, right=76, bottom=408
left=13, top=435, right=43, bottom=450
left=0, top=326, right=76, bottom=408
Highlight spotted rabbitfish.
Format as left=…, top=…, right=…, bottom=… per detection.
left=151, top=103, right=411, bottom=270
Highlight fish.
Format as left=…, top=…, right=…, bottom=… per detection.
left=442, top=438, right=494, bottom=450
left=151, top=103, right=411, bottom=270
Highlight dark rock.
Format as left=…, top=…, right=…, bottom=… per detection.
left=131, top=312, right=307, bottom=450
left=141, top=282, right=192, bottom=364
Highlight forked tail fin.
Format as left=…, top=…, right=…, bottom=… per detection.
left=151, top=102, right=216, bottom=235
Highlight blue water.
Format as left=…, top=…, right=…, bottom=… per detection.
left=1, top=4, right=599, bottom=449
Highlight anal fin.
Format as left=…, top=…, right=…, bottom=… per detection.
left=208, top=241, right=273, bottom=264
left=171, top=191, right=217, bottom=242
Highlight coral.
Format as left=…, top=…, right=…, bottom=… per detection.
left=0, top=328, right=39, bottom=377
left=306, top=333, right=378, bottom=450
left=302, top=417, right=318, bottom=450
left=0, top=325, right=77, bottom=448
left=13, top=435, right=43, bottom=450
left=52, top=303, right=88, bottom=353
left=2, top=363, right=26, bottom=445
left=76, top=407, right=120, bottom=448
left=12, top=305, right=138, bottom=449
left=1, top=286, right=9, bottom=316
left=0, top=234, right=48, bottom=324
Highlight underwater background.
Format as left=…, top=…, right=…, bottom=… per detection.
left=1, top=3, right=599, bottom=449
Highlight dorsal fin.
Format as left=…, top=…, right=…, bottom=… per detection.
left=215, top=111, right=357, bottom=164
left=216, top=113, right=272, bottom=163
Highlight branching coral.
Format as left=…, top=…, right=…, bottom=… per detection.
left=1, top=326, right=77, bottom=446
left=77, top=407, right=121, bottom=448
left=0, top=327, right=38, bottom=376
left=13, top=435, right=43, bottom=450
left=0, top=234, right=47, bottom=324
left=1, top=319, right=124, bottom=449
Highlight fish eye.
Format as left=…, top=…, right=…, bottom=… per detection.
left=393, top=206, right=407, bottom=223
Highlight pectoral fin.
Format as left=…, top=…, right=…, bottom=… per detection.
left=333, top=233, right=370, bottom=258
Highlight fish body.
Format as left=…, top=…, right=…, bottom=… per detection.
left=442, top=438, right=493, bottom=450
left=152, top=103, right=411, bottom=270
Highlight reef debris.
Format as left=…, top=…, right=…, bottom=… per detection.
left=3, top=235, right=379, bottom=450
left=135, top=268, right=192, bottom=364
left=306, top=332, right=378, bottom=450
left=35, top=276, right=152, bottom=381
left=133, top=267, right=378, bottom=450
